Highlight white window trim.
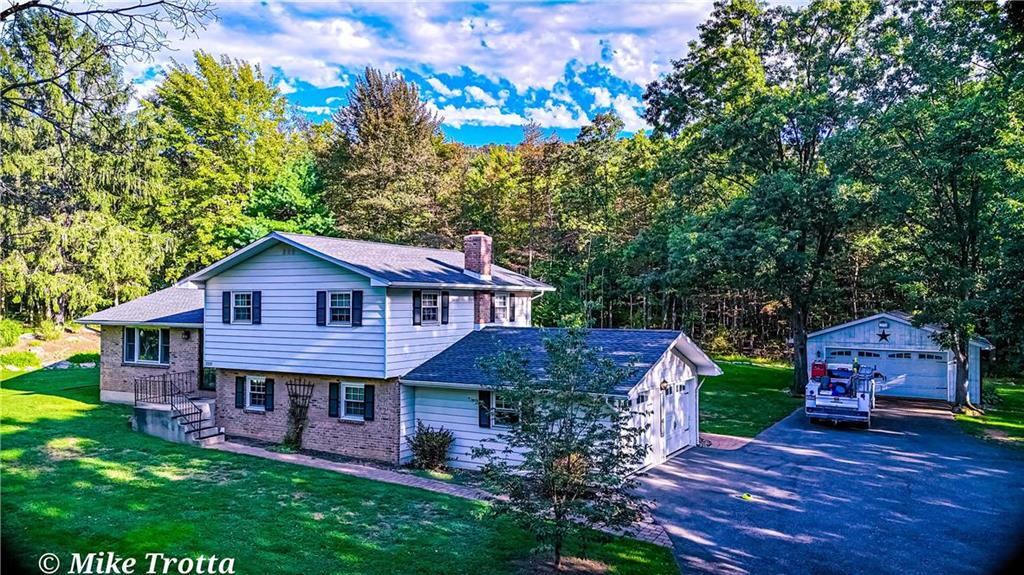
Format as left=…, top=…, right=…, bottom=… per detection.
left=126, top=326, right=169, bottom=365
left=494, top=293, right=510, bottom=323
left=232, top=291, right=253, bottom=325
left=491, top=392, right=519, bottom=428
left=340, top=382, right=366, bottom=421
left=421, top=290, right=440, bottom=326
left=327, top=290, right=353, bottom=327
left=245, top=375, right=267, bottom=411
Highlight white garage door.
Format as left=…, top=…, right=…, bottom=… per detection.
left=827, top=348, right=949, bottom=400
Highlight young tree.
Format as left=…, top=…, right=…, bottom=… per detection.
left=472, top=329, right=649, bottom=568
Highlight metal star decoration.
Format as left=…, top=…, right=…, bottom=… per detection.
left=877, top=330, right=890, bottom=342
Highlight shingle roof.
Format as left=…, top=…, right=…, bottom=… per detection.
left=809, top=310, right=994, bottom=349
left=401, top=327, right=717, bottom=395
left=187, top=231, right=553, bottom=290
left=277, top=233, right=551, bottom=289
left=76, top=287, right=204, bottom=326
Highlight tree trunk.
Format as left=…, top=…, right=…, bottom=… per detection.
left=790, top=304, right=809, bottom=396
left=951, top=334, right=977, bottom=412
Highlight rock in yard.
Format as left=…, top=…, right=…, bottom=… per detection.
left=29, top=346, right=45, bottom=356
left=50, top=361, right=71, bottom=370
left=80, top=362, right=96, bottom=368
left=4, top=365, right=20, bottom=371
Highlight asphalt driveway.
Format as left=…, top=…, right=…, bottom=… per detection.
left=638, top=400, right=1024, bottom=575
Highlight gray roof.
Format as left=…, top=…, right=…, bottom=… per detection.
left=76, top=287, right=204, bottom=326
left=187, top=232, right=553, bottom=291
left=402, top=327, right=720, bottom=395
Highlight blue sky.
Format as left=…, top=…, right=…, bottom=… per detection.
left=130, top=1, right=714, bottom=145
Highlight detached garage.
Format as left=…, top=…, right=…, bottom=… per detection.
left=807, top=311, right=993, bottom=403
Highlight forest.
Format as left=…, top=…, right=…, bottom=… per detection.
left=2, top=0, right=1022, bottom=401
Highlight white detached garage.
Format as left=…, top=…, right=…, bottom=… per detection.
left=807, top=311, right=993, bottom=404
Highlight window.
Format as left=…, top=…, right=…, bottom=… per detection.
left=123, top=327, right=169, bottom=365
left=493, top=393, right=519, bottom=427
left=829, top=350, right=852, bottom=357
left=494, top=293, right=510, bottom=322
left=889, top=352, right=912, bottom=359
left=858, top=351, right=880, bottom=358
left=200, top=367, right=217, bottom=391
left=232, top=292, right=252, bottom=323
left=343, top=384, right=365, bottom=419
left=246, top=376, right=267, bottom=410
left=919, top=352, right=945, bottom=361
left=421, top=291, right=439, bottom=324
left=329, top=291, right=352, bottom=325
left=635, top=392, right=649, bottom=406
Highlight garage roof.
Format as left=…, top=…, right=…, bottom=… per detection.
left=808, top=311, right=994, bottom=349
left=401, top=327, right=722, bottom=395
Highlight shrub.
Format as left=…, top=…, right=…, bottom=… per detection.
left=706, top=327, right=737, bottom=356
left=35, top=320, right=64, bottom=341
left=0, top=318, right=21, bottom=348
left=68, top=352, right=100, bottom=364
left=407, top=419, right=455, bottom=470
left=0, top=351, right=41, bottom=369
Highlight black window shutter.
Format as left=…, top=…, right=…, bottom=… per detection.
left=412, top=290, right=422, bottom=326
left=159, top=329, right=170, bottom=364
left=252, top=291, right=262, bottom=325
left=364, top=385, right=375, bottom=421
left=510, top=295, right=516, bottom=322
left=123, top=327, right=136, bottom=362
left=316, top=291, right=327, bottom=326
left=222, top=292, right=232, bottom=324
left=441, top=291, right=450, bottom=325
left=478, top=390, right=491, bottom=428
left=328, top=382, right=339, bottom=417
left=235, top=376, right=245, bottom=408
left=489, top=292, right=496, bottom=323
left=264, top=377, right=275, bottom=411
left=352, top=290, right=363, bottom=326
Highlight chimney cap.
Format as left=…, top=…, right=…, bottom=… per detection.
left=467, top=230, right=487, bottom=236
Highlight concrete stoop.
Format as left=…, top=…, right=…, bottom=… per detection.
left=132, top=398, right=224, bottom=446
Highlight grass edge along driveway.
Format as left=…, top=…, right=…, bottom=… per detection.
left=1, top=368, right=676, bottom=575
left=700, top=360, right=801, bottom=438
left=955, top=377, right=1024, bottom=448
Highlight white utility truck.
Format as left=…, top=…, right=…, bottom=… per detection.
left=805, top=361, right=888, bottom=428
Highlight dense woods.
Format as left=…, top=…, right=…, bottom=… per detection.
left=2, top=1, right=1022, bottom=402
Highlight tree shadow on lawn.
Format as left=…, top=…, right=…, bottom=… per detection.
left=1, top=370, right=675, bottom=575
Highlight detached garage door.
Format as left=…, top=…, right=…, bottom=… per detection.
left=827, top=349, right=949, bottom=400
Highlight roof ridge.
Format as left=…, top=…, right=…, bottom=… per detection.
left=277, top=231, right=463, bottom=256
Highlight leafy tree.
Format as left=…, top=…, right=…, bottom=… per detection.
left=321, top=68, right=450, bottom=245
left=645, top=0, right=883, bottom=393
left=472, top=328, right=648, bottom=568
left=849, top=1, right=1024, bottom=410
left=149, top=51, right=288, bottom=278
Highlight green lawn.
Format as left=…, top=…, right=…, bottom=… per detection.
left=1, top=368, right=676, bottom=575
left=700, top=361, right=801, bottom=437
left=955, top=378, right=1024, bottom=447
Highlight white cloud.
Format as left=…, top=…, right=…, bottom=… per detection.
left=429, top=103, right=526, bottom=128
left=298, top=105, right=333, bottom=116
left=587, top=87, right=612, bottom=108
left=524, top=101, right=589, bottom=129
left=325, top=96, right=343, bottom=104
left=426, top=77, right=462, bottom=98
left=465, top=85, right=500, bottom=106
left=276, top=79, right=297, bottom=95
left=610, top=94, right=648, bottom=132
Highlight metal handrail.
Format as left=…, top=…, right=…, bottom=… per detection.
left=133, top=372, right=212, bottom=437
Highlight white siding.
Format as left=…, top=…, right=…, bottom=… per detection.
left=204, top=246, right=386, bottom=378
left=408, top=345, right=699, bottom=471
left=807, top=315, right=983, bottom=403
left=384, top=290, right=534, bottom=378
left=410, top=386, right=523, bottom=470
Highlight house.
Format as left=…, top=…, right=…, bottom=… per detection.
left=807, top=311, right=993, bottom=403
left=78, top=231, right=720, bottom=468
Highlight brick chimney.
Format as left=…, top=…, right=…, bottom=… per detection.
left=463, top=231, right=492, bottom=280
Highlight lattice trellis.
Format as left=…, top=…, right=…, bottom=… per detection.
left=283, top=378, right=315, bottom=448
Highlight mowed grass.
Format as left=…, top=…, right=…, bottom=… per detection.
left=0, top=368, right=676, bottom=575
left=701, top=361, right=801, bottom=437
left=956, top=378, right=1024, bottom=447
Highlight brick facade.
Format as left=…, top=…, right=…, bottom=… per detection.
left=99, top=325, right=202, bottom=401
left=215, top=369, right=401, bottom=463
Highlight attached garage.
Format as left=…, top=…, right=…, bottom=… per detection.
left=807, top=311, right=993, bottom=403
